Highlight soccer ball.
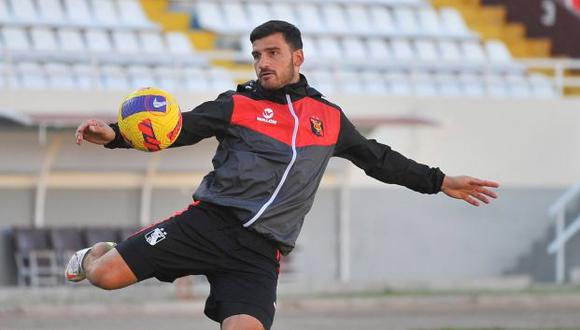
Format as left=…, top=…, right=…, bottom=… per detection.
left=117, top=87, right=182, bottom=152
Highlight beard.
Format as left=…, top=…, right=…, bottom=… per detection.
left=259, top=59, right=297, bottom=90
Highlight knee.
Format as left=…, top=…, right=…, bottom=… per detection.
left=222, top=314, right=265, bottom=330
left=87, top=267, right=121, bottom=290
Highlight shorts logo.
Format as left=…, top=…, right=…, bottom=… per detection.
left=310, top=116, right=324, bottom=137
left=145, top=228, right=167, bottom=246
left=257, top=108, right=277, bottom=125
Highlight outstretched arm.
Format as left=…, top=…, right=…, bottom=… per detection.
left=75, top=119, right=116, bottom=146
left=441, top=175, right=499, bottom=206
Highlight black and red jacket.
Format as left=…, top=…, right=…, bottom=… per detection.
left=107, top=75, right=445, bottom=254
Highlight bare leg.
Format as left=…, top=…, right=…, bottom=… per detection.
left=83, top=242, right=138, bottom=290
left=221, top=314, right=265, bottom=330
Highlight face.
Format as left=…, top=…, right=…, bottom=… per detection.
left=252, top=33, right=304, bottom=90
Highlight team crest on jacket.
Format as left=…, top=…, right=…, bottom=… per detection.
left=310, top=116, right=324, bottom=137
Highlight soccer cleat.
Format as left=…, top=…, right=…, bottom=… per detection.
left=64, top=242, right=117, bottom=282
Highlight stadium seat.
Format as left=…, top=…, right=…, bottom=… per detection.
left=1, top=26, right=31, bottom=52
left=13, top=228, right=59, bottom=286
left=64, top=0, right=94, bottom=25
left=417, top=8, right=445, bottom=36
left=505, top=73, right=532, bottom=98
left=483, top=73, right=509, bottom=98
left=321, top=4, right=350, bottom=34
left=336, top=70, right=365, bottom=94
left=8, top=0, right=37, bottom=23
left=393, top=7, right=421, bottom=34
left=195, top=1, right=226, bottom=33
left=412, top=72, right=438, bottom=96
left=117, top=0, right=156, bottom=28
left=360, top=71, right=389, bottom=94
left=46, top=63, right=76, bottom=89
left=246, top=3, right=272, bottom=28
left=90, top=0, right=120, bottom=26
left=100, top=64, right=130, bottom=90
left=390, top=39, right=415, bottom=61
left=154, top=66, right=179, bottom=91
left=435, top=73, right=463, bottom=96
left=72, top=63, right=98, bottom=89
left=207, top=68, right=235, bottom=91
left=439, top=7, right=472, bottom=36
left=529, top=74, right=558, bottom=98
left=222, top=2, right=250, bottom=33
left=346, top=4, right=373, bottom=35
left=17, top=62, right=48, bottom=89
left=302, top=36, right=320, bottom=60
left=308, top=69, right=337, bottom=95
left=460, top=40, right=487, bottom=63
left=56, top=28, right=86, bottom=53
left=368, top=6, right=397, bottom=34
left=437, top=39, right=462, bottom=62
left=112, top=30, right=141, bottom=54
left=184, top=66, right=210, bottom=91
left=84, top=227, right=121, bottom=246
left=128, top=64, right=157, bottom=89
left=415, top=40, right=439, bottom=62
left=165, top=32, right=194, bottom=55
left=37, top=0, right=66, bottom=24
left=30, top=27, right=59, bottom=52
left=0, top=0, right=10, bottom=23
left=342, top=37, right=367, bottom=61
left=485, top=39, right=513, bottom=63
left=366, top=38, right=392, bottom=60
left=317, top=37, right=342, bottom=60
left=270, top=3, right=300, bottom=26
left=297, top=4, right=326, bottom=34
left=459, top=72, right=485, bottom=96
left=139, top=31, right=166, bottom=55
left=86, top=29, right=113, bottom=53
left=385, top=71, right=413, bottom=96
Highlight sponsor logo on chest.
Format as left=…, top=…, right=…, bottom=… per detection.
left=256, top=108, right=278, bottom=125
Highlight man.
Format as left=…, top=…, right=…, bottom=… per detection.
left=68, top=21, right=499, bottom=330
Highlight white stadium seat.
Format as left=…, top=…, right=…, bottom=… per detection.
left=336, top=70, right=364, bottom=94
left=154, top=66, right=179, bottom=91
left=412, top=72, right=438, bottom=96
left=1, top=27, right=31, bottom=52
left=18, top=62, right=47, bottom=89
left=390, top=39, right=415, bottom=61
left=529, top=74, right=558, bottom=98
left=342, top=37, right=367, bottom=60
left=8, top=0, right=37, bottom=22
left=100, top=65, right=130, bottom=90
left=165, top=32, right=194, bottom=55
left=246, top=3, right=272, bottom=28
left=0, top=0, right=11, bottom=22
left=485, top=39, right=513, bottom=63
left=321, top=4, right=350, bottom=34
left=461, top=40, right=487, bottom=63
left=308, top=70, right=336, bottom=94
left=385, top=71, right=412, bottom=96
left=317, top=37, right=342, bottom=60
left=30, top=28, right=59, bottom=52
left=57, top=28, right=85, bottom=53
left=207, top=68, right=234, bottom=91
left=360, top=71, right=389, bottom=94
left=184, top=66, right=210, bottom=91
left=222, top=2, right=250, bottom=33
left=368, top=6, right=396, bottom=34
left=72, top=63, right=98, bottom=89
left=435, top=73, right=462, bottom=96
left=437, top=40, right=462, bottom=62
left=459, top=72, right=485, bottom=96
left=505, top=73, right=531, bottom=98
left=393, top=7, right=420, bottom=34
left=270, top=3, right=300, bottom=26
left=417, top=8, right=444, bottom=35
left=37, top=0, right=66, bottom=23
left=127, top=65, right=157, bottom=89
left=196, top=2, right=225, bottom=33
left=366, top=38, right=392, bottom=61
left=90, top=0, right=120, bottom=26
left=117, top=0, right=154, bottom=27
left=483, top=73, right=509, bottom=98
left=139, top=31, right=166, bottom=55
left=64, top=0, right=94, bottom=25
left=112, top=31, right=140, bottom=54
left=301, top=36, right=320, bottom=60
left=346, top=5, right=373, bottom=35
left=415, top=40, right=439, bottom=62
left=440, top=7, right=470, bottom=36
left=297, top=4, right=325, bottom=33
left=85, top=29, right=113, bottom=53
left=46, top=63, right=76, bottom=89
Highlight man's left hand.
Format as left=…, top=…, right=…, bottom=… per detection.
left=441, top=175, right=499, bottom=207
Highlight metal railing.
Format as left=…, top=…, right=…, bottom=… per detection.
left=546, top=181, right=580, bottom=283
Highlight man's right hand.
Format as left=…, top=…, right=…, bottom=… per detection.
left=75, top=119, right=116, bottom=145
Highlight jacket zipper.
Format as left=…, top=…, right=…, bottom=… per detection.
left=243, top=94, right=299, bottom=227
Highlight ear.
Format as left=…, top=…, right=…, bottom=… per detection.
left=293, top=49, right=304, bottom=67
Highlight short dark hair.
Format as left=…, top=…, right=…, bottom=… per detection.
left=250, top=20, right=303, bottom=50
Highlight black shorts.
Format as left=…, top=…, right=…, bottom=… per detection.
left=116, top=201, right=281, bottom=330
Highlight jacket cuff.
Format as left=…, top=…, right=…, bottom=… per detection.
left=432, top=168, right=446, bottom=194
left=104, top=123, right=131, bottom=149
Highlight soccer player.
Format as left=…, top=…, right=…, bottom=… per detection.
left=68, top=21, right=499, bottom=330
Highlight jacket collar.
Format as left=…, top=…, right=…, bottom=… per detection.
left=237, top=74, right=322, bottom=103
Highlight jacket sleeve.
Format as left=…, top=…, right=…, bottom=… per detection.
left=105, top=91, right=234, bottom=149
left=333, top=111, right=445, bottom=194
